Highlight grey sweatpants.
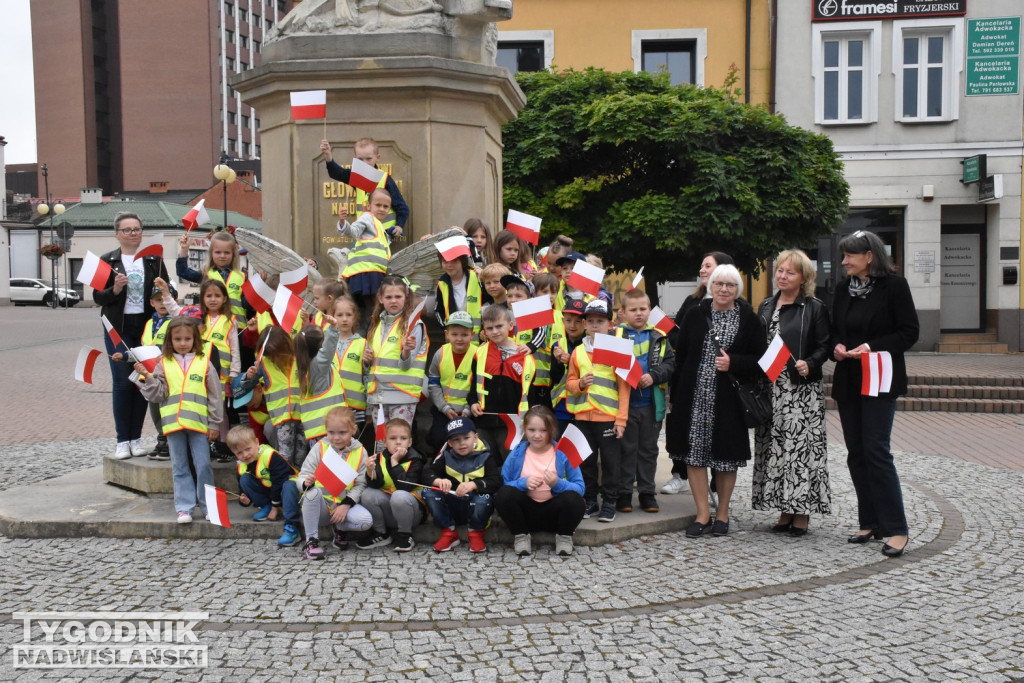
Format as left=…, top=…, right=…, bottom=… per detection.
left=620, top=404, right=662, bottom=495
left=299, top=487, right=373, bottom=540
left=360, top=488, right=424, bottom=534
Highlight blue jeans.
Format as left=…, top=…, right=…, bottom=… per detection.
left=167, top=429, right=213, bottom=514
left=837, top=396, right=908, bottom=536
left=280, top=482, right=303, bottom=529
left=422, top=489, right=493, bottom=531
left=103, top=314, right=149, bottom=442
left=238, top=473, right=275, bottom=507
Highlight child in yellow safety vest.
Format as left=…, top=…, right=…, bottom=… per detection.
left=175, top=231, right=250, bottom=329
left=426, top=311, right=479, bottom=452
left=359, top=418, right=426, bottom=552
left=566, top=299, right=631, bottom=524
left=307, top=277, right=347, bottom=331
left=228, top=425, right=296, bottom=523
left=528, top=273, right=561, bottom=409
left=331, top=295, right=367, bottom=435
left=246, top=326, right=306, bottom=468
left=434, top=244, right=483, bottom=337
left=135, top=317, right=223, bottom=525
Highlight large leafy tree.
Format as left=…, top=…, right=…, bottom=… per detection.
left=502, top=68, right=849, bottom=288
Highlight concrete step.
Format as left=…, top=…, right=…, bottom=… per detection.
left=934, top=342, right=1010, bottom=353
left=825, top=374, right=1024, bottom=388
left=901, top=385, right=1024, bottom=400
left=939, top=331, right=999, bottom=343
left=825, top=396, right=1024, bottom=413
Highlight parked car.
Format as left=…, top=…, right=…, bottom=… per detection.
left=9, top=278, right=81, bottom=306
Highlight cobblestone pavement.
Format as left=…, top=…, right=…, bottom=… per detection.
left=1, top=306, right=1023, bottom=680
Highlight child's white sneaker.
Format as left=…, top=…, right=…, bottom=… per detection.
left=177, top=511, right=193, bottom=524
left=114, top=441, right=132, bottom=460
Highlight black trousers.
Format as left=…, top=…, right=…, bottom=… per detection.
left=494, top=487, right=585, bottom=536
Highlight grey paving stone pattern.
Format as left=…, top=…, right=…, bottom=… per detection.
left=1, top=307, right=1023, bottom=680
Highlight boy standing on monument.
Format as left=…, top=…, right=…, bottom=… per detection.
left=320, top=137, right=409, bottom=239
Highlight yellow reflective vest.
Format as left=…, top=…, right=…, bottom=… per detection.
left=473, top=342, right=535, bottom=415
left=436, top=270, right=482, bottom=334
left=567, top=345, right=619, bottom=417
left=436, top=342, right=478, bottom=411
left=368, top=318, right=428, bottom=400
left=237, top=444, right=294, bottom=488
left=335, top=337, right=367, bottom=410
left=262, top=358, right=300, bottom=426
left=342, top=212, right=390, bottom=278
left=310, top=440, right=366, bottom=505
left=159, top=354, right=211, bottom=434
left=207, top=269, right=247, bottom=327
left=203, top=313, right=235, bottom=382
left=354, top=174, right=396, bottom=232
left=141, top=317, right=169, bottom=347
left=300, top=366, right=346, bottom=440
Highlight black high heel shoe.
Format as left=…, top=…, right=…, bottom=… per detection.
left=847, top=530, right=881, bottom=544
left=882, top=537, right=909, bottom=557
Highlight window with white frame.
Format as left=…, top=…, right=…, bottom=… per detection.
left=812, top=22, right=880, bottom=125
left=632, top=29, right=706, bottom=86
left=496, top=30, right=554, bottom=74
left=893, top=19, right=962, bottom=123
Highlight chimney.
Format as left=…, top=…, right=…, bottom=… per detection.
left=80, top=188, right=104, bottom=204
left=149, top=181, right=170, bottom=194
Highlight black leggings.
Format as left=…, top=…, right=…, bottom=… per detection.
left=493, top=487, right=585, bottom=536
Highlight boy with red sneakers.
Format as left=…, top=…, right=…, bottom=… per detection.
left=421, top=417, right=502, bottom=553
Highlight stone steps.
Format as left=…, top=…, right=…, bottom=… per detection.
left=934, top=330, right=1009, bottom=354
left=823, top=371, right=1024, bottom=413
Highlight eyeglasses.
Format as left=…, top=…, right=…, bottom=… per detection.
left=711, top=282, right=738, bottom=290
left=117, top=227, right=143, bottom=235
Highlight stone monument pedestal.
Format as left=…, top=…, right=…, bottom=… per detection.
left=233, top=54, right=524, bottom=263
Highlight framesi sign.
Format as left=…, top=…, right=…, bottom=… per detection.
left=813, top=0, right=966, bottom=22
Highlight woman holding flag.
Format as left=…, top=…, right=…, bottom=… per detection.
left=830, top=231, right=919, bottom=558
left=92, top=212, right=170, bottom=460
left=752, top=249, right=831, bottom=536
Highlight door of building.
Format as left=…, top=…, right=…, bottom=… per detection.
left=939, top=225, right=985, bottom=332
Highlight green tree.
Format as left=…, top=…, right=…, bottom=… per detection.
left=502, top=68, right=849, bottom=291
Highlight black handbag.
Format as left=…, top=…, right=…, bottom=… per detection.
left=707, top=314, right=773, bottom=428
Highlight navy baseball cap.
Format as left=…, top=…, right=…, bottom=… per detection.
left=555, top=251, right=586, bottom=267
left=446, top=416, right=477, bottom=438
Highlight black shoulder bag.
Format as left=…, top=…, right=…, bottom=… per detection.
left=707, top=314, right=773, bottom=428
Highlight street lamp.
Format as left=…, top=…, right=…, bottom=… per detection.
left=37, top=163, right=67, bottom=310
left=213, top=152, right=237, bottom=231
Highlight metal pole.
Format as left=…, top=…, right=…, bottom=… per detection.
left=223, top=179, right=228, bottom=230
left=42, top=164, right=57, bottom=310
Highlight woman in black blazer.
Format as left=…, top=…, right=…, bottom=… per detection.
left=830, top=231, right=919, bottom=557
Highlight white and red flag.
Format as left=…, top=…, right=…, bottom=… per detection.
left=861, top=351, right=893, bottom=397
left=133, top=233, right=164, bottom=261
left=349, top=158, right=386, bottom=195
left=374, top=405, right=387, bottom=443
left=242, top=272, right=276, bottom=314
left=434, top=235, right=472, bottom=262
left=204, top=484, right=232, bottom=528
left=272, top=284, right=304, bottom=333
left=648, top=306, right=676, bottom=335
left=406, top=299, right=426, bottom=338
left=130, top=346, right=163, bottom=374
left=182, top=199, right=210, bottom=232
left=629, top=267, right=644, bottom=291
left=615, top=355, right=643, bottom=389
left=290, top=89, right=327, bottom=120
left=592, top=333, right=634, bottom=370
left=557, top=423, right=593, bottom=469
left=101, top=314, right=125, bottom=350
left=315, top=446, right=358, bottom=498
left=499, top=413, right=524, bottom=450
left=506, top=209, right=542, bottom=245
left=567, top=259, right=605, bottom=297
left=758, top=334, right=792, bottom=383
left=279, top=265, right=309, bottom=295
left=511, top=296, right=554, bottom=332
left=75, top=346, right=103, bottom=384
left=77, top=251, right=113, bottom=290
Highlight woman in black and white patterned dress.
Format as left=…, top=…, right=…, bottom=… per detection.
left=753, top=249, right=831, bottom=536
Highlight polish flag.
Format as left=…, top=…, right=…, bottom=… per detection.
left=272, top=284, right=303, bottom=334
left=499, top=413, right=523, bottom=450
left=204, top=484, right=232, bottom=528
left=405, top=299, right=426, bottom=338
left=133, top=233, right=164, bottom=261
left=861, top=351, right=893, bottom=397
left=758, top=334, right=792, bottom=383
left=290, top=89, right=327, bottom=120
left=506, top=209, right=541, bottom=245
left=557, top=423, right=593, bottom=469
left=648, top=306, right=676, bottom=335
left=374, top=405, right=387, bottom=443
left=101, top=314, right=125, bottom=349
left=615, top=355, right=643, bottom=389
left=242, top=272, right=276, bottom=314
left=629, top=267, right=644, bottom=291
left=567, top=259, right=605, bottom=297
left=75, top=346, right=103, bottom=384
left=435, top=235, right=472, bottom=262
left=315, top=446, right=358, bottom=497
left=511, top=296, right=554, bottom=331
left=130, top=346, right=164, bottom=374
left=182, top=199, right=210, bottom=232
left=349, top=158, right=386, bottom=194
left=77, top=251, right=113, bottom=291
left=279, top=265, right=309, bottom=295
left=593, top=333, right=634, bottom=370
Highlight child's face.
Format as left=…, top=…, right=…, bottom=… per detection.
left=506, top=287, right=529, bottom=304
left=378, top=285, right=407, bottom=315
left=312, top=285, right=332, bottom=313
left=210, top=241, right=234, bottom=268
left=471, top=230, right=488, bottom=250
left=151, top=296, right=168, bottom=316
left=446, top=326, right=474, bottom=352
left=584, top=314, right=612, bottom=338
left=483, top=317, right=514, bottom=345
left=354, top=142, right=380, bottom=166
left=561, top=261, right=574, bottom=283
left=537, top=285, right=557, bottom=306
left=524, top=417, right=550, bottom=450
left=333, top=301, right=356, bottom=332
left=562, top=313, right=584, bottom=339
left=325, top=417, right=354, bottom=452
left=548, top=263, right=563, bottom=278
left=384, top=426, right=412, bottom=455
left=170, top=326, right=195, bottom=355
left=448, top=432, right=476, bottom=456
left=231, top=438, right=260, bottom=464
left=369, top=194, right=392, bottom=222
left=624, top=299, right=651, bottom=330
left=499, top=241, right=519, bottom=266
left=483, top=276, right=504, bottom=298
left=441, top=258, right=463, bottom=279
left=204, top=288, right=227, bottom=314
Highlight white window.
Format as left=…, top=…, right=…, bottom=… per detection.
left=631, top=29, right=707, bottom=86
left=893, top=19, right=963, bottom=123
left=813, top=22, right=880, bottom=125
left=496, top=30, right=554, bottom=74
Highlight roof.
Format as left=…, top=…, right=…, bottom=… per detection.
left=30, top=199, right=262, bottom=232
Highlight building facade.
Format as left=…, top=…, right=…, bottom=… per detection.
left=31, top=0, right=295, bottom=199
left=775, top=0, right=1023, bottom=351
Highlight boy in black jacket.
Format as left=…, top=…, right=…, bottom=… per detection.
left=358, top=418, right=426, bottom=552
left=422, top=417, right=502, bottom=553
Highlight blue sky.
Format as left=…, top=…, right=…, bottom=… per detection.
left=0, top=0, right=36, bottom=164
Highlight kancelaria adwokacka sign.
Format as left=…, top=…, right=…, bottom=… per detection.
left=813, top=0, right=967, bottom=22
